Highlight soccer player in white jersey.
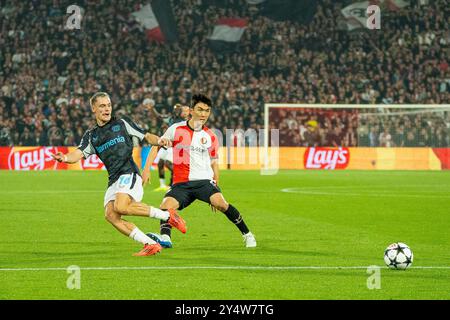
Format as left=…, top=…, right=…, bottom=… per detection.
left=50, top=92, right=187, bottom=256
left=143, top=94, right=256, bottom=248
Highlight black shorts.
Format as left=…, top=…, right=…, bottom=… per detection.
left=165, top=180, right=222, bottom=210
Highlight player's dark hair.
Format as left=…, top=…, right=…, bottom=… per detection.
left=90, top=92, right=110, bottom=107
left=190, top=94, right=212, bottom=109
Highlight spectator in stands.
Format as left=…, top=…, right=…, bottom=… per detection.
left=417, top=128, right=430, bottom=147
left=369, top=127, right=379, bottom=147
left=326, top=127, right=343, bottom=147
left=302, top=120, right=321, bottom=147
left=0, top=0, right=448, bottom=147
left=433, top=127, right=448, bottom=147
left=404, top=131, right=417, bottom=147
left=393, top=126, right=406, bottom=147
left=379, top=127, right=394, bottom=147
left=18, top=127, right=35, bottom=146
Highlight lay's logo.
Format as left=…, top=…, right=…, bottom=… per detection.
left=304, top=147, right=350, bottom=170
left=7, top=147, right=61, bottom=170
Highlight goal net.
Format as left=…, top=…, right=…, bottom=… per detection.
left=265, top=104, right=450, bottom=148
left=263, top=104, right=450, bottom=170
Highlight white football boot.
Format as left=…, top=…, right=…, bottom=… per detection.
left=243, top=232, right=257, bottom=248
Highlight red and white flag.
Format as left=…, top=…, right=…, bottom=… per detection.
left=208, top=18, right=248, bottom=43
left=132, top=4, right=164, bottom=42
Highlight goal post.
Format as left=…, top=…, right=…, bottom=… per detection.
left=263, top=104, right=450, bottom=170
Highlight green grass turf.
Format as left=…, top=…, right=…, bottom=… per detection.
left=1, top=169, right=449, bottom=300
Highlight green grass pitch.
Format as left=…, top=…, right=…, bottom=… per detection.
left=1, top=169, right=449, bottom=300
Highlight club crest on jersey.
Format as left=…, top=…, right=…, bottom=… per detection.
left=200, top=137, right=207, bottom=144
left=112, top=125, right=121, bottom=132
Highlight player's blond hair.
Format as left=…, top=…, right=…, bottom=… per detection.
left=90, top=92, right=110, bottom=107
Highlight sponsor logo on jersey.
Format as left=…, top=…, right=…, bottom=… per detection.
left=304, top=147, right=350, bottom=170
left=95, top=136, right=126, bottom=153
left=175, top=144, right=206, bottom=153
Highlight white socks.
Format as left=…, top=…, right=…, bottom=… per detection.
left=149, top=207, right=170, bottom=221
left=129, top=227, right=156, bottom=245
left=159, top=179, right=166, bottom=187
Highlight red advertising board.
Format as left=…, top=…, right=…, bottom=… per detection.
left=79, top=154, right=106, bottom=170
left=0, top=147, right=141, bottom=170
left=0, top=147, right=106, bottom=171
left=0, top=147, right=68, bottom=170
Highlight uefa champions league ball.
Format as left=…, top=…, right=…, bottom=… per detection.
left=384, top=242, right=413, bottom=270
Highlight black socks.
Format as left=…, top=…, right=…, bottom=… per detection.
left=224, top=204, right=250, bottom=235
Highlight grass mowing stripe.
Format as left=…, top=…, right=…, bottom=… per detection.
left=1, top=266, right=450, bottom=271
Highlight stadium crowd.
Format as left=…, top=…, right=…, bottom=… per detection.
left=0, top=0, right=448, bottom=147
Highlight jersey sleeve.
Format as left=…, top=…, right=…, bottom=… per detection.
left=121, top=117, right=146, bottom=141
left=208, top=131, right=219, bottom=160
left=77, top=130, right=95, bottom=159
left=161, top=123, right=176, bottom=141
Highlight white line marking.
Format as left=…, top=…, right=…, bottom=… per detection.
left=1, top=190, right=103, bottom=194
left=281, top=187, right=450, bottom=198
left=0, top=266, right=449, bottom=271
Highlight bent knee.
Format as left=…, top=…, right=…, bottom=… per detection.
left=160, top=197, right=179, bottom=210
left=214, top=201, right=229, bottom=212
left=113, top=202, right=129, bottom=215
left=105, top=208, right=119, bottom=224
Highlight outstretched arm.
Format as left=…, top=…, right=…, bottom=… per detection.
left=144, top=132, right=172, bottom=147
left=142, top=146, right=159, bottom=187
left=51, top=149, right=84, bottom=164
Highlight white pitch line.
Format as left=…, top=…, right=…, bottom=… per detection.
left=0, top=266, right=450, bottom=271
left=1, top=190, right=103, bottom=194
left=281, top=188, right=450, bottom=198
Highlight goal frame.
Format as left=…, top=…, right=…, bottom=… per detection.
left=263, top=104, right=450, bottom=150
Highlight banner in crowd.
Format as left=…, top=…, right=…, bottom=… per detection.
left=341, top=0, right=410, bottom=30
left=208, top=17, right=248, bottom=52
left=132, top=1, right=178, bottom=43
left=209, top=18, right=248, bottom=43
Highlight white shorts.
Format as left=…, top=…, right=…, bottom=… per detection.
left=103, top=173, right=143, bottom=207
left=157, top=147, right=173, bottom=163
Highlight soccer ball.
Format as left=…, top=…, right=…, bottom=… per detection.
left=384, top=242, right=413, bottom=270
